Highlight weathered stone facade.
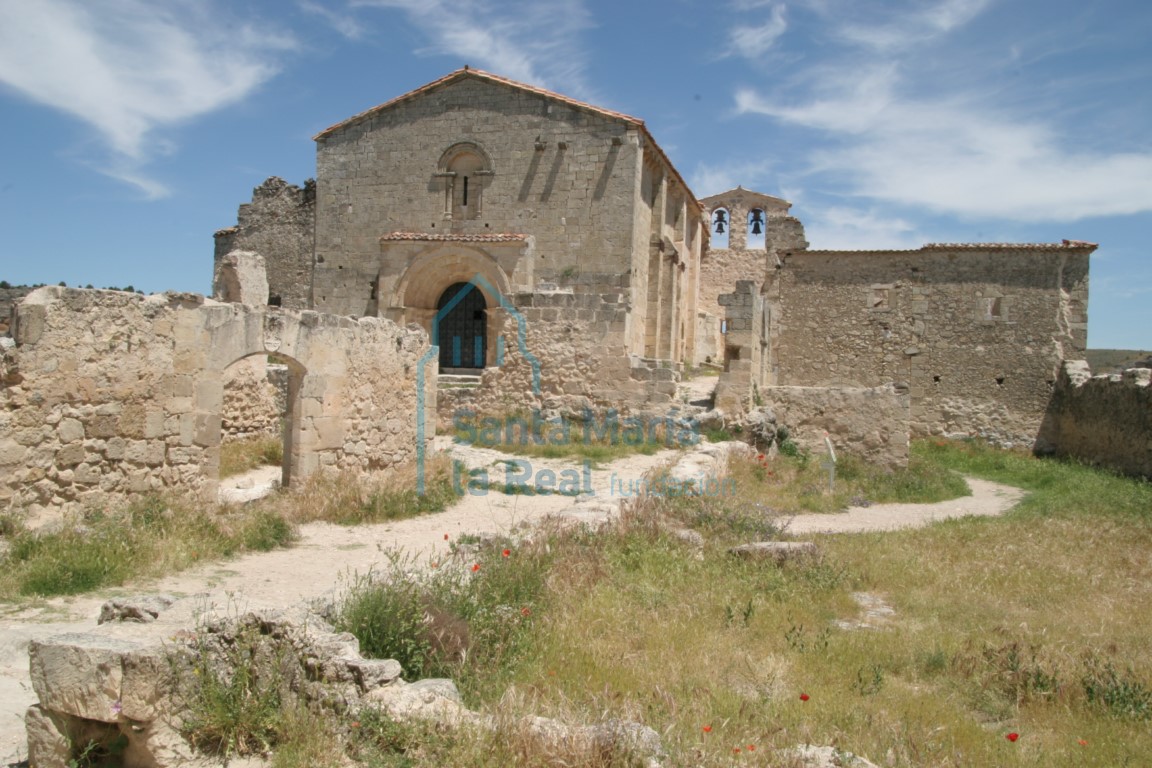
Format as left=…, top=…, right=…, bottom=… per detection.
left=208, top=68, right=1102, bottom=460
left=213, top=177, right=315, bottom=310
left=0, top=287, right=432, bottom=513
left=1036, top=360, right=1152, bottom=479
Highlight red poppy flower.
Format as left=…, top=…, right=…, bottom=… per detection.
left=502, top=548, right=511, bottom=557
left=747, top=745, right=756, bottom=751
left=702, top=725, right=712, bottom=733
left=350, top=721, right=360, bottom=728
left=757, top=454, right=764, bottom=460
left=1077, top=739, right=1087, bottom=746
left=799, top=693, right=810, bottom=701
left=471, top=563, right=480, bottom=572
left=733, top=747, right=741, bottom=754
left=1006, top=732, right=1019, bottom=742
left=443, top=533, right=449, bottom=540
left=521, top=607, right=531, bottom=616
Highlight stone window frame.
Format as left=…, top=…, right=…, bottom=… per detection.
left=867, top=283, right=895, bottom=313
left=976, top=291, right=1010, bottom=324
left=435, top=141, right=494, bottom=221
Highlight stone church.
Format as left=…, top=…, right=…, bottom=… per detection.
left=215, top=67, right=1093, bottom=448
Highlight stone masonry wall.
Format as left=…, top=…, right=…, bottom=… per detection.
left=214, top=177, right=315, bottom=310
left=762, top=384, right=910, bottom=470
left=220, top=360, right=287, bottom=442
left=0, top=288, right=431, bottom=514
left=436, top=290, right=681, bottom=428
left=312, top=76, right=643, bottom=317
left=1035, top=360, right=1152, bottom=479
left=0, top=286, right=36, bottom=337
left=770, top=243, right=1092, bottom=446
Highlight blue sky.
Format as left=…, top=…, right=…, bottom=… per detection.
left=1, top=0, right=1149, bottom=349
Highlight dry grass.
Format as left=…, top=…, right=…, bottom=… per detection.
left=219, top=435, right=284, bottom=478
left=317, top=441, right=1152, bottom=766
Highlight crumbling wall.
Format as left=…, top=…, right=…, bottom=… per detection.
left=214, top=177, right=315, bottom=310
left=0, top=288, right=431, bottom=514
left=0, top=285, right=35, bottom=336
left=1035, top=360, right=1152, bottom=479
left=714, top=280, right=765, bottom=414
left=221, top=360, right=286, bottom=442
left=770, top=242, right=1092, bottom=446
left=761, top=384, right=910, bottom=469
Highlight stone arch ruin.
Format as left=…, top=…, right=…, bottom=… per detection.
left=0, top=287, right=432, bottom=513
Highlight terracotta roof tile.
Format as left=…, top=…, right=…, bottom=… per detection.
left=804, top=240, right=1098, bottom=254
left=380, top=231, right=529, bottom=243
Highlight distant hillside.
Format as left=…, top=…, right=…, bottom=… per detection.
left=1085, top=349, right=1152, bottom=374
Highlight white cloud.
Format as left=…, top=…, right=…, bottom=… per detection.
left=352, top=0, right=593, bottom=96
left=730, top=0, right=1152, bottom=222
left=726, top=3, right=787, bottom=59
left=300, top=0, right=365, bottom=40
left=0, top=0, right=295, bottom=197
left=691, top=159, right=778, bottom=198
left=802, top=205, right=922, bottom=250
left=738, top=74, right=1152, bottom=221
left=806, top=0, right=991, bottom=51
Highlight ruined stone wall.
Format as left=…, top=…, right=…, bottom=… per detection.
left=770, top=243, right=1092, bottom=445
left=714, top=280, right=765, bottom=414
left=220, top=359, right=286, bottom=442
left=698, top=248, right=765, bottom=337
left=0, top=288, right=431, bottom=514
left=313, top=77, right=642, bottom=317
left=0, top=285, right=35, bottom=336
left=1035, top=360, right=1152, bottom=479
left=214, top=177, right=315, bottom=310
left=762, top=384, right=910, bottom=469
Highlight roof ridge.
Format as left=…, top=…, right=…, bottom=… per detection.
left=314, top=67, right=643, bottom=141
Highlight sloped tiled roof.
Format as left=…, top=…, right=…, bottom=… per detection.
left=314, top=67, right=699, bottom=208
left=380, top=232, right=529, bottom=243
left=804, top=240, right=1098, bottom=254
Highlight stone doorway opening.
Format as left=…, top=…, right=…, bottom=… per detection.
left=217, top=352, right=306, bottom=500
left=435, top=281, right=487, bottom=373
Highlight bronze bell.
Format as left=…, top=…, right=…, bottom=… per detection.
left=713, top=210, right=727, bottom=234
left=750, top=209, right=764, bottom=235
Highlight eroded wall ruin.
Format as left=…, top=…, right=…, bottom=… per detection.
left=1036, top=360, right=1152, bottom=479
left=768, top=243, right=1092, bottom=445
left=0, top=288, right=433, bottom=514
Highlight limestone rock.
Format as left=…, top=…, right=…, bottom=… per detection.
left=98, top=595, right=176, bottom=624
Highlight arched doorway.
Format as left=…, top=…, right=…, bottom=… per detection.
left=435, top=281, right=486, bottom=371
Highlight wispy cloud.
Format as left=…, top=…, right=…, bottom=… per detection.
left=352, top=0, right=593, bottom=96
left=300, top=0, right=365, bottom=40
left=828, top=0, right=992, bottom=51
left=725, top=2, right=788, bottom=59
left=731, top=0, right=1152, bottom=222
left=691, top=159, right=778, bottom=198
left=0, top=0, right=295, bottom=197
left=802, top=205, right=922, bottom=250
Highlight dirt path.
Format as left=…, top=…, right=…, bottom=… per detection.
left=0, top=437, right=1023, bottom=765
left=785, top=477, right=1025, bottom=534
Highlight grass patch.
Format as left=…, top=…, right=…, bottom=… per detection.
left=0, top=496, right=297, bottom=598
left=0, top=456, right=462, bottom=599
left=317, top=441, right=1152, bottom=766
left=220, top=435, right=283, bottom=478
